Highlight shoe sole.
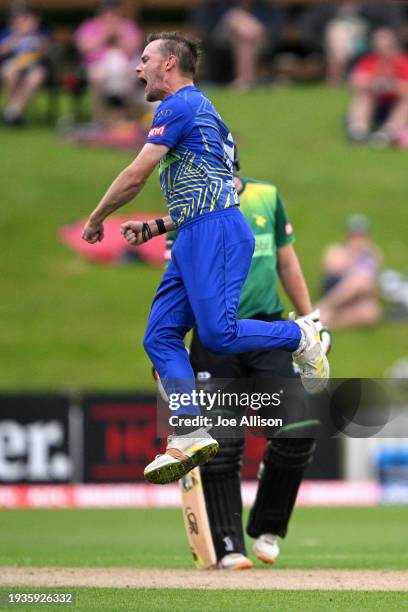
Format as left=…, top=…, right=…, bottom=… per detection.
left=219, top=560, right=254, bottom=570
left=144, top=441, right=219, bottom=485
left=254, top=551, right=277, bottom=565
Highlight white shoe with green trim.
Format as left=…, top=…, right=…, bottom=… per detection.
left=144, top=428, right=219, bottom=485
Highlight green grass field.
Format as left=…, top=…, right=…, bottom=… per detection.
left=1, top=507, right=408, bottom=569
left=1, top=508, right=408, bottom=610
left=0, top=588, right=407, bottom=612
left=2, top=85, right=408, bottom=390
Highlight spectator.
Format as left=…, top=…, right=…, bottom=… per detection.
left=325, top=1, right=368, bottom=85
left=299, top=1, right=404, bottom=82
left=75, top=0, right=142, bottom=122
left=93, top=33, right=135, bottom=121
left=318, top=214, right=382, bottom=329
left=191, top=0, right=284, bottom=88
left=0, top=2, right=49, bottom=125
left=347, top=28, right=408, bottom=146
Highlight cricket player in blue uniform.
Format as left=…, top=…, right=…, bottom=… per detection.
left=82, top=32, right=329, bottom=485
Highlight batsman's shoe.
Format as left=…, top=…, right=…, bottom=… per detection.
left=218, top=553, right=253, bottom=570
left=144, top=428, right=219, bottom=485
left=292, top=316, right=330, bottom=394
left=253, top=534, right=280, bottom=565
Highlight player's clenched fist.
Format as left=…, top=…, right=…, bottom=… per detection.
left=82, top=219, right=104, bottom=244
left=121, top=220, right=145, bottom=245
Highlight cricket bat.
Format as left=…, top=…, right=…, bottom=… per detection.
left=180, top=467, right=217, bottom=569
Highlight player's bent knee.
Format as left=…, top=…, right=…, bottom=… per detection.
left=198, top=325, right=237, bottom=355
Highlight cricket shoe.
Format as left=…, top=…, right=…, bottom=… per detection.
left=292, top=315, right=330, bottom=394
left=218, top=553, right=253, bottom=570
left=253, top=534, right=280, bottom=564
left=144, top=428, right=219, bottom=485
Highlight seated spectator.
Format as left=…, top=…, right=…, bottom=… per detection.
left=75, top=0, right=142, bottom=122
left=325, top=1, right=368, bottom=85
left=298, top=1, right=403, bottom=82
left=92, top=34, right=135, bottom=122
left=347, top=28, right=408, bottom=146
left=0, top=2, right=49, bottom=125
left=191, top=0, right=284, bottom=88
left=318, top=215, right=382, bottom=329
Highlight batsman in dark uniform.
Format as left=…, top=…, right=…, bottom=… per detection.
left=165, top=157, right=328, bottom=569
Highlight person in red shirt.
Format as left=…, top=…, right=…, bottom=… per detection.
left=347, top=27, right=408, bottom=146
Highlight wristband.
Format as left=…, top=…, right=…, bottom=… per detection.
left=142, top=222, right=153, bottom=242
left=155, top=218, right=166, bottom=235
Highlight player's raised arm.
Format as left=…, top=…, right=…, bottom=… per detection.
left=82, top=143, right=169, bottom=244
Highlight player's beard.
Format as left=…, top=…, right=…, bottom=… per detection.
left=146, top=85, right=166, bottom=102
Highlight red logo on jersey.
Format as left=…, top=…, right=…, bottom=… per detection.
left=285, top=223, right=293, bottom=235
left=148, top=125, right=166, bottom=138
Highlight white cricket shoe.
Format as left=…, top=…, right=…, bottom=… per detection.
left=218, top=553, right=253, bottom=570
left=253, top=534, right=280, bottom=564
left=292, top=316, right=330, bottom=394
left=144, top=427, right=219, bottom=485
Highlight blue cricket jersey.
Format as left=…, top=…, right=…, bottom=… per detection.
left=146, top=85, right=239, bottom=227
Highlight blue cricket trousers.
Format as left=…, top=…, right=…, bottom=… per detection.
left=144, top=207, right=301, bottom=416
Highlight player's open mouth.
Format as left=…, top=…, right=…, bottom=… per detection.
left=139, top=77, right=147, bottom=87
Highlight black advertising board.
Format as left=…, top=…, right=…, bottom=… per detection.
left=83, top=394, right=160, bottom=482
left=0, top=394, right=72, bottom=483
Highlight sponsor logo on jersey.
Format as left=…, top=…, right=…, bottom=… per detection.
left=255, top=215, right=267, bottom=228
left=155, top=109, right=173, bottom=121
left=285, top=223, right=293, bottom=235
left=253, top=233, right=273, bottom=257
left=148, top=125, right=166, bottom=138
